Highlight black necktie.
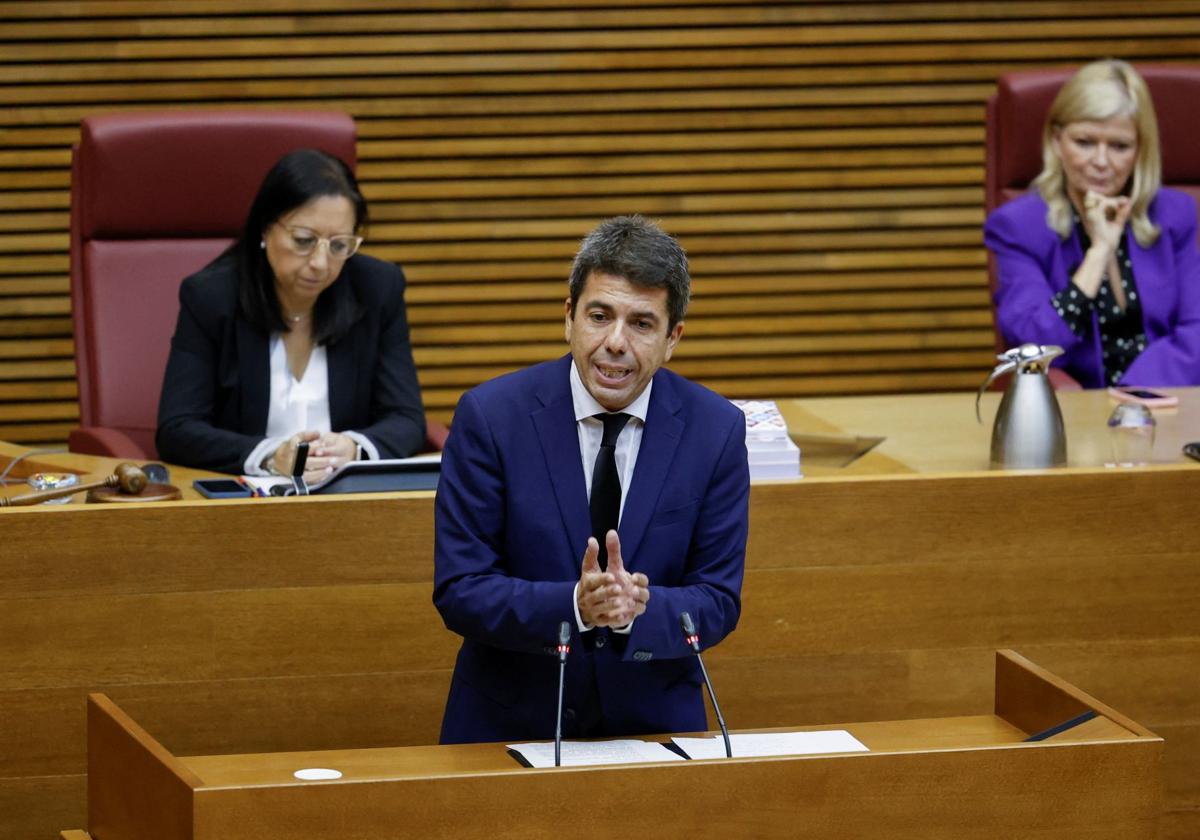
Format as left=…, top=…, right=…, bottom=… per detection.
left=589, top=412, right=630, bottom=570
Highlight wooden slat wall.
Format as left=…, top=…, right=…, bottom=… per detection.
left=1, top=1, right=1199, bottom=445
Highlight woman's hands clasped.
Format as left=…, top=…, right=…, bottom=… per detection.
left=269, top=430, right=358, bottom=484
left=1072, top=190, right=1134, bottom=301
left=1082, top=189, right=1132, bottom=251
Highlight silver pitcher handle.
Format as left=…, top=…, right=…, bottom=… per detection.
left=976, top=359, right=1018, bottom=423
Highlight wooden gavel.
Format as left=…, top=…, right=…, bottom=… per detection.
left=0, top=463, right=147, bottom=507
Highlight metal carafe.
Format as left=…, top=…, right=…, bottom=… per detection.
left=975, top=343, right=1067, bottom=469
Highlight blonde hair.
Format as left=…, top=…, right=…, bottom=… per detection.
left=1033, top=59, right=1162, bottom=247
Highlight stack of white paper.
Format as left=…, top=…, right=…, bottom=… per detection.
left=672, top=730, right=869, bottom=760
left=507, top=730, right=869, bottom=769
left=508, top=739, right=685, bottom=768
left=731, top=399, right=802, bottom=479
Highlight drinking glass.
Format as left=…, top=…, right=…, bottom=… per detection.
left=1106, top=403, right=1156, bottom=467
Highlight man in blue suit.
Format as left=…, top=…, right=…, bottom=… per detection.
left=434, top=216, right=750, bottom=744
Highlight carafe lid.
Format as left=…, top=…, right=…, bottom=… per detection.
left=976, top=344, right=1064, bottom=422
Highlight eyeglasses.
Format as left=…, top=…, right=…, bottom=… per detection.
left=278, top=225, right=363, bottom=260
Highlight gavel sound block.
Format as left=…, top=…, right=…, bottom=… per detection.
left=0, top=463, right=180, bottom=507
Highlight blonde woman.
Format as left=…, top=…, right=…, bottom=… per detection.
left=984, top=59, right=1200, bottom=387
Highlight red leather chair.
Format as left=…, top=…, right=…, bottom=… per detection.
left=984, top=64, right=1200, bottom=389
left=69, top=110, right=358, bottom=458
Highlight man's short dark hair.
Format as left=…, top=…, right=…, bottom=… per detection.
left=568, top=215, right=691, bottom=330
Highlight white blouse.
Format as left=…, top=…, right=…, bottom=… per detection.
left=242, top=335, right=376, bottom=475
left=266, top=334, right=331, bottom=439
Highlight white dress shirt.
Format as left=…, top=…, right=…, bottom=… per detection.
left=569, top=360, right=652, bottom=632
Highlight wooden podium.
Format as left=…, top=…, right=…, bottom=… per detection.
left=66, top=651, right=1160, bottom=839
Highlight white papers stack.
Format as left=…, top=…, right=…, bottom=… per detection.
left=731, top=399, right=801, bottom=479
left=508, top=740, right=685, bottom=768
left=672, top=730, right=869, bottom=760
left=506, top=730, right=868, bottom=768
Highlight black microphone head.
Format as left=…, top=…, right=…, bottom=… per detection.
left=680, top=611, right=695, bottom=635
left=556, top=620, right=571, bottom=663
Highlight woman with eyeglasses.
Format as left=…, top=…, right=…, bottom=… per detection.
left=156, top=148, right=426, bottom=481
left=984, top=59, right=1200, bottom=388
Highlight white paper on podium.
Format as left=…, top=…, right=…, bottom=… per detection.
left=672, top=730, right=869, bottom=760
left=508, top=739, right=686, bottom=768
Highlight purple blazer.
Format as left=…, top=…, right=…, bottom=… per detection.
left=984, top=188, right=1200, bottom=388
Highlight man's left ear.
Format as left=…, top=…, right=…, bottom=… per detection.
left=664, top=321, right=684, bottom=361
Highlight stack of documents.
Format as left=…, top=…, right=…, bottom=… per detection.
left=672, top=730, right=868, bottom=759
left=731, top=399, right=801, bottom=479
left=507, top=729, right=868, bottom=768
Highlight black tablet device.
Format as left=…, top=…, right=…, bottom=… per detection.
left=307, top=458, right=440, bottom=494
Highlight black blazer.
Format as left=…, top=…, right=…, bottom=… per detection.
left=156, top=253, right=426, bottom=474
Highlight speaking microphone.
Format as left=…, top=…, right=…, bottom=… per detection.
left=554, top=620, right=571, bottom=767
left=680, top=611, right=732, bottom=758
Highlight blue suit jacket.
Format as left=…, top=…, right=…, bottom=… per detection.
left=433, top=355, right=749, bottom=744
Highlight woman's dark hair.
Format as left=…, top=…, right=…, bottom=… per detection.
left=231, top=148, right=368, bottom=344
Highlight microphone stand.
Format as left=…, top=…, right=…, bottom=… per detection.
left=680, top=611, right=732, bottom=758
left=554, top=620, right=571, bottom=767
